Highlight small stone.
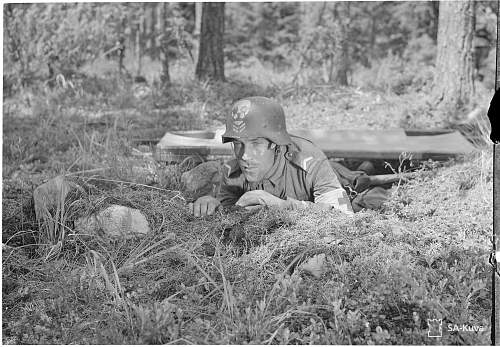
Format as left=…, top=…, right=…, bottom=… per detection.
left=300, top=253, right=327, bottom=278
left=75, top=204, right=150, bottom=239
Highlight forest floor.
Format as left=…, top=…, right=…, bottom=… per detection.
left=2, top=63, right=494, bottom=344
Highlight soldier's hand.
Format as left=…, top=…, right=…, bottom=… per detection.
left=190, top=196, right=221, bottom=217
left=235, top=190, right=290, bottom=210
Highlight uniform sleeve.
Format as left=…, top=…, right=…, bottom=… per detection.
left=216, top=173, right=245, bottom=207
left=305, top=158, right=354, bottom=215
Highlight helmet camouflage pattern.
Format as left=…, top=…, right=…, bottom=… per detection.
left=222, top=96, right=292, bottom=145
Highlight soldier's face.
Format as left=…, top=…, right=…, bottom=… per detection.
left=232, top=138, right=276, bottom=182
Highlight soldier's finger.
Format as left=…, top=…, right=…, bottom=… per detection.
left=236, top=195, right=255, bottom=207
left=244, top=205, right=262, bottom=211
left=207, top=201, right=217, bottom=216
left=193, top=201, right=201, bottom=217
left=200, top=201, right=209, bottom=217
left=235, top=198, right=245, bottom=207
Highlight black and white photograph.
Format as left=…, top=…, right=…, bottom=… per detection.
left=2, top=1, right=497, bottom=344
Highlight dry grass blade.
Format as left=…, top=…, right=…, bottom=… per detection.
left=118, top=245, right=180, bottom=274
left=263, top=250, right=308, bottom=317
left=3, top=230, right=38, bottom=246
left=263, top=323, right=285, bottom=345
left=89, top=250, right=124, bottom=305
left=183, top=251, right=220, bottom=294
left=33, top=176, right=87, bottom=259
left=44, top=240, right=63, bottom=262
left=127, top=233, right=176, bottom=262
left=215, top=252, right=236, bottom=319
left=64, top=167, right=110, bottom=176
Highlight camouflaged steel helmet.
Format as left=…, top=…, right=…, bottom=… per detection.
left=222, top=96, right=292, bottom=145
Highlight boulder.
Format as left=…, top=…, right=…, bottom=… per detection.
left=75, top=204, right=150, bottom=239
left=181, top=161, right=223, bottom=197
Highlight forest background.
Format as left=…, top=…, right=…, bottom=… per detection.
left=2, top=1, right=497, bottom=345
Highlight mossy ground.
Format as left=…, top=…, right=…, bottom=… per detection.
left=2, top=64, right=493, bottom=344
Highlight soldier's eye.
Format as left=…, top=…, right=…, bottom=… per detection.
left=250, top=139, right=265, bottom=145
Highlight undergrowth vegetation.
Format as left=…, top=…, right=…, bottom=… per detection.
left=2, top=60, right=493, bottom=344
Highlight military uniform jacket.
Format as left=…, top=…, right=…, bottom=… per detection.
left=217, top=136, right=354, bottom=215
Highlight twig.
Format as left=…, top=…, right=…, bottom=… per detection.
left=70, top=175, right=182, bottom=194
left=64, top=167, right=110, bottom=176
left=3, top=230, right=38, bottom=246
left=263, top=323, right=285, bottom=345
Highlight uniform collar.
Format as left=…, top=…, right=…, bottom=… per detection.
left=224, top=158, right=241, bottom=177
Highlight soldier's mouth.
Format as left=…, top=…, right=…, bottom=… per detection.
left=240, top=165, right=260, bottom=178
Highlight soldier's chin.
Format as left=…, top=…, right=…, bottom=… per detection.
left=242, top=168, right=261, bottom=182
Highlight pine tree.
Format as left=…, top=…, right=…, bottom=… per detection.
left=433, top=0, right=475, bottom=118
left=195, top=2, right=225, bottom=81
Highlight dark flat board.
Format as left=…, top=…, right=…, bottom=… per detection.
left=290, top=128, right=475, bottom=160
left=155, top=128, right=476, bottom=162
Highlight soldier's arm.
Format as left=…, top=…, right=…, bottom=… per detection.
left=287, top=159, right=354, bottom=215
left=216, top=171, right=245, bottom=207
left=217, top=183, right=244, bottom=207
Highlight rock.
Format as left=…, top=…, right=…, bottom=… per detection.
left=181, top=161, right=223, bottom=197
left=300, top=253, right=327, bottom=278
left=75, top=205, right=150, bottom=239
left=33, top=176, right=80, bottom=223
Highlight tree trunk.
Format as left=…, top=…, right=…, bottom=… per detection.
left=145, top=4, right=152, bottom=53
left=332, top=2, right=350, bottom=86
left=118, top=15, right=126, bottom=75
left=430, top=1, right=439, bottom=43
left=195, top=2, right=225, bottom=81
left=194, top=2, right=202, bottom=37
left=160, top=2, right=170, bottom=85
left=433, top=0, right=475, bottom=118
left=135, top=22, right=142, bottom=77
left=155, top=3, right=162, bottom=59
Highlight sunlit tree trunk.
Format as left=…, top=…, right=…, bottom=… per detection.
left=430, top=1, right=439, bottom=43
left=160, top=2, right=170, bottom=84
left=194, top=2, right=202, bottom=37
left=195, top=2, right=225, bottom=81
left=332, top=1, right=350, bottom=86
left=433, top=0, right=475, bottom=118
